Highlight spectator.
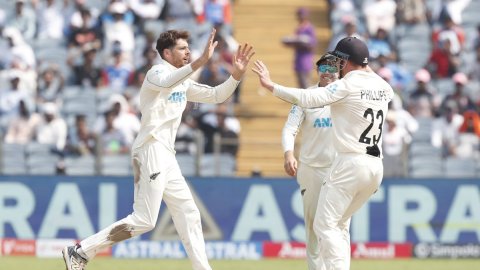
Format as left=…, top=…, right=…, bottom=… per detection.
left=66, top=114, right=97, bottom=156
left=2, top=26, right=36, bottom=70
left=175, top=113, right=199, bottom=155
left=7, top=0, right=36, bottom=41
left=34, top=102, right=68, bottom=153
left=408, top=69, right=438, bottom=117
left=397, top=0, right=427, bottom=24
left=100, top=110, right=129, bottom=155
left=4, top=100, right=41, bottom=144
left=438, top=0, right=471, bottom=26
left=70, top=43, right=102, bottom=88
left=68, top=8, right=101, bottom=49
left=198, top=54, right=230, bottom=87
left=37, top=64, right=64, bottom=105
left=432, top=15, right=465, bottom=55
left=94, top=94, right=140, bottom=145
left=328, top=18, right=364, bottom=51
left=0, top=71, right=32, bottom=130
left=449, top=110, right=480, bottom=159
left=362, top=0, right=397, bottom=36
left=164, top=0, right=198, bottom=23
left=203, top=0, right=233, bottom=30
left=99, top=0, right=135, bottom=27
left=367, top=28, right=393, bottom=60
left=467, top=45, right=480, bottom=81
left=441, top=72, right=476, bottom=114
left=431, top=105, right=464, bottom=157
left=375, top=54, right=412, bottom=91
left=35, top=0, right=65, bottom=40
left=133, top=46, right=159, bottom=87
left=66, top=0, right=99, bottom=38
left=102, top=2, right=135, bottom=59
left=101, top=46, right=134, bottom=92
left=382, top=112, right=409, bottom=177
left=426, top=35, right=460, bottom=79
left=198, top=104, right=240, bottom=156
left=381, top=72, right=420, bottom=136
left=129, top=0, right=164, bottom=26
left=282, top=7, right=317, bottom=88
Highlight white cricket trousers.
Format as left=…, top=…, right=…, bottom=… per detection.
left=80, top=139, right=212, bottom=270
left=296, top=162, right=329, bottom=270
left=313, top=153, right=383, bottom=270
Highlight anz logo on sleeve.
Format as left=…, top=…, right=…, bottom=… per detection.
left=313, top=117, right=332, bottom=128
left=168, top=91, right=186, bottom=103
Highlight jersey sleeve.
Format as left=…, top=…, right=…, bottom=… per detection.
left=145, top=64, right=194, bottom=91
left=186, top=76, right=240, bottom=103
left=282, top=105, right=305, bottom=153
left=273, top=80, right=349, bottom=108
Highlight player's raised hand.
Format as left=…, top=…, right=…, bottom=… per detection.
left=200, top=28, right=218, bottom=63
left=231, top=43, right=255, bottom=80
left=252, top=60, right=274, bottom=92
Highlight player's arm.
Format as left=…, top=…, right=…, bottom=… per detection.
left=282, top=105, right=304, bottom=176
left=252, top=60, right=348, bottom=108
left=186, top=43, right=254, bottom=103
left=146, top=29, right=219, bottom=90
left=273, top=81, right=348, bottom=108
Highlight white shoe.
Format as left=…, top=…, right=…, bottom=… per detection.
left=62, top=244, right=88, bottom=270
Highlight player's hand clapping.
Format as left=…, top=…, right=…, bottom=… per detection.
left=231, top=43, right=255, bottom=80
left=252, top=60, right=275, bottom=91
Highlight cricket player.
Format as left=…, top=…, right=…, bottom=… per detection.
left=62, top=29, right=254, bottom=270
left=282, top=53, right=338, bottom=270
left=253, top=37, right=393, bottom=270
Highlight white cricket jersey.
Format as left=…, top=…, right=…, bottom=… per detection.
left=132, top=59, right=240, bottom=152
left=282, top=103, right=336, bottom=168
left=274, top=70, right=394, bottom=158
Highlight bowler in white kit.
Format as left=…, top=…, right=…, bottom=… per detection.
left=62, top=29, right=254, bottom=270
left=282, top=53, right=338, bottom=270
left=253, top=37, right=393, bottom=270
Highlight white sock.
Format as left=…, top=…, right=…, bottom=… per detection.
left=76, top=246, right=89, bottom=261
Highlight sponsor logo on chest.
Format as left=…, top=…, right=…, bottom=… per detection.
left=168, top=91, right=186, bottom=103
left=313, top=117, right=332, bottom=128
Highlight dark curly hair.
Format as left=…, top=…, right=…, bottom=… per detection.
left=155, top=30, right=189, bottom=59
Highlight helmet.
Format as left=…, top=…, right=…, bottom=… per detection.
left=329, top=37, right=369, bottom=66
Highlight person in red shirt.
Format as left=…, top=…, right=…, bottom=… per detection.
left=427, top=36, right=460, bottom=78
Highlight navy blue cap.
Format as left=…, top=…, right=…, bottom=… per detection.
left=330, top=37, right=369, bottom=66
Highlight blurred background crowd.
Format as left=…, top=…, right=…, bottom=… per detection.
left=0, top=0, right=479, bottom=178
left=328, top=0, right=480, bottom=178
left=0, top=0, right=240, bottom=176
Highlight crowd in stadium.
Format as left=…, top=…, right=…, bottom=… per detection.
left=329, top=0, right=480, bottom=177
left=0, top=0, right=240, bottom=175
left=0, top=0, right=479, bottom=177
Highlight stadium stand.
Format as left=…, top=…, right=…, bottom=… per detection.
left=0, top=0, right=479, bottom=178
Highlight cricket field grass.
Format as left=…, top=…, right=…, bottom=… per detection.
left=1, top=257, right=479, bottom=270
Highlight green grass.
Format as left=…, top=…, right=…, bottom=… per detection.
left=1, top=257, right=480, bottom=270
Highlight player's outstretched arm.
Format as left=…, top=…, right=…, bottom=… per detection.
left=191, top=28, right=218, bottom=71
left=252, top=60, right=275, bottom=92
left=231, top=43, right=255, bottom=80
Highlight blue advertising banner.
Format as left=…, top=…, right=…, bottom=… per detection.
left=0, top=176, right=479, bottom=244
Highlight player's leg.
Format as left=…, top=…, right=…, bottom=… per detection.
left=163, top=164, right=211, bottom=270
left=338, top=217, right=351, bottom=270
left=314, top=154, right=382, bottom=270
left=74, top=142, right=170, bottom=260
left=297, top=163, right=328, bottom=270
